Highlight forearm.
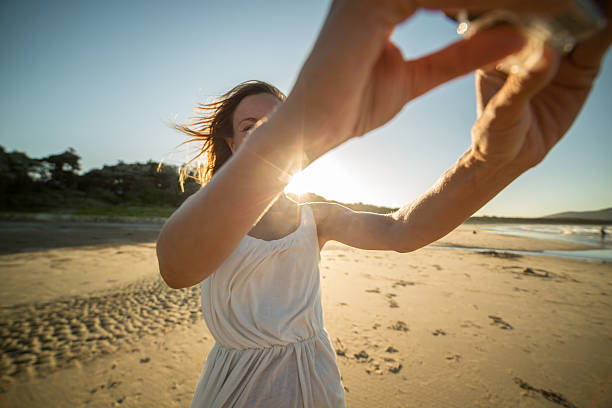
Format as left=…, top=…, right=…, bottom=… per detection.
left=155, top=3, right=389, bottom=289
left=391, top=148, right=526, bottom=252
left=156, top=104, right=303, bottom=288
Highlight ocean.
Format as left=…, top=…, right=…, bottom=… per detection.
left=482, top=224, right=612, bottom=262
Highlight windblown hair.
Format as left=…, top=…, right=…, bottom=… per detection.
left=171, top=80, right=286, bottom=191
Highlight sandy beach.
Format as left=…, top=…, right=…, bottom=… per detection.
left=1, top=219, right=611, bottom=407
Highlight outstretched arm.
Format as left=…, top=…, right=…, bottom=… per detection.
left=311, top=147, right=525, bottom=252
left=314, top=2, right=612, bottom=252
left=156, top=0, right=576, bottom=289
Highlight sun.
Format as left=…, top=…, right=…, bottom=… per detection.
left=283, top=155, right=367, bottom=204
left=284, top=170, right=311, bottom=196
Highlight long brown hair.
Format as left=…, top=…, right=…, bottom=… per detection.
left=169, top=80, right=286, bottom=191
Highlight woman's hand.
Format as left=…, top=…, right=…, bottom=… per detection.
left=285, top=0, right=572, bottom=161
left=157, top=0, right=578, bottom=289
left=471, top=1, right=612, bottom=169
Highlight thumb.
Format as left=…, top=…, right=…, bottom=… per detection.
left=471, top=45, right=560, bottom=163
left=478, top=44, right=560, bottom=130
left=567, top=0, right=612, bottom=70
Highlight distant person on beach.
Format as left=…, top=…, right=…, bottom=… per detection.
left=156, top=1, right=612, bottom=406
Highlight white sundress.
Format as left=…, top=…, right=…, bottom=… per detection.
left=191, top=204, right=346, bottom=407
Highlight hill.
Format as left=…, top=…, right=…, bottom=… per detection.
left=543, top=207, right=612, bottom=222
left=286, top=192, right=399, bottom=214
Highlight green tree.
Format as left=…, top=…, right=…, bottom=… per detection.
left=40, top=147, right=81, bottom=189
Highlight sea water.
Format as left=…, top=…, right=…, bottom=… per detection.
left=480, top=224, right=612, bottom=262
left=484, top=224, right=612, bottom=249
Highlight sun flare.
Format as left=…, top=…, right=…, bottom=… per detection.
left=284, top=170, right=310, bottom=196
left=283, top=156, right=364, bottom=204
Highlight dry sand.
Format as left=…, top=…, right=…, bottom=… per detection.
left=0, top=220, right=611, bottom=408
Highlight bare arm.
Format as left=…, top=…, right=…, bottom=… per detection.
left=156, top=109, right=304, bottom=288
left=315, top=2, right=612, bottom=253
left=313, top=148, right=521, bottom=252
left=156, top=0, right=575, bottom=289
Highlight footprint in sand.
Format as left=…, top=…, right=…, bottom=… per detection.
left=460, top=320, right=482, bottom=329
left=513, top=377, right=578, bottom=408
left=445, top=353, right=461, bottom=362
left=392, top=280, right=415, bottom=288
left=432, top=329, right=446, bottom=336
left=365, top=363, right=383, bottom=375
left=388, top=321, right=409, bottom=332
left=365, top=288, right=381, bottom=294
left=513, top=287, right=529, bottom=293
left=521, top=267, right=550, bottom=278
left=488, top=315, right=514, bottom=330
left=479, top=250, right=522, bottom=259
left=387, top=361, right=402, bottom=373
left=334, top=338, right=348, bottom=357
left=353, top=350, right=369, bottom=360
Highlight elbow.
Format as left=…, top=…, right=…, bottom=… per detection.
left=156, top=238, right=188, bottom=290
left=394, top=237, right=430, bottom=253
left=394, top=244, right=418, bottom=254
left=156, top=236, right=212, bottom=289
left=157, top=258, right=183, bottom=290
left=387, top=220, right=420, bottom=254
left=158, top=264, right=185, bottom=290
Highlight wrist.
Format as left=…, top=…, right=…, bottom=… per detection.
left=237, top=102, right=308, bottom=185
left=466, top=145, right=531, bottom=187
left=464, top=146, right=507, bottom=172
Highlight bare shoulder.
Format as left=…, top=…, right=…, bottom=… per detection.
left=303, top=201, right=354, bottom=245
left=302, top=201, right=399, bottom=251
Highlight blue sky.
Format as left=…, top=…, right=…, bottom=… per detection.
left=1, top=0, right=611, bottom=217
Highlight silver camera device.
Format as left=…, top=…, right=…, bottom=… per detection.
left=453, top=0, right=607, bottom=74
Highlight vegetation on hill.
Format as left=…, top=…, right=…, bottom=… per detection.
left=0, top=146, right=198, bottom=216
left=0, top=146, right=401, bottom=217
left=1, top=145, right=609, bottom=224
left=543, top=208, right=612, bottom=222
left=286, top=192, right=398, bottom=214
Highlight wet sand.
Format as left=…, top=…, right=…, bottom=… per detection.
left=1, top=219, right=611, bottom=407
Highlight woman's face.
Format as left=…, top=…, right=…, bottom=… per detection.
left=228, top=93, right=282, bottom=153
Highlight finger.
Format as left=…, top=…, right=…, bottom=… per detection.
left=565, top=0, right=612, bottom=69
left=406, top=25, right=525, bottom=99
left=418, top=0, right=571, bottom=15
left=474, top=45, right=560, bottom=145
left=475, top=69, right=507, bottom=116
left=491, top=46, right=559, bottom=117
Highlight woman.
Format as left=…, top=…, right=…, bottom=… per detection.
left=156, top=1, right=611, bottom=406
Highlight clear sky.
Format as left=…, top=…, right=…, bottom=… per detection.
left=1, top=0, right=611, bottom=217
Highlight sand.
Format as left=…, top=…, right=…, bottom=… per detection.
left=0, top=219, right=611, bottom=408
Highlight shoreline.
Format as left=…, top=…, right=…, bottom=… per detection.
left=430, top=244, right=612, bottom=263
